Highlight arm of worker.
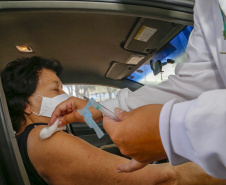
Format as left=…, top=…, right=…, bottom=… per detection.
left=100, top=4, right=225, bottom=113
left=103, top=104, right=166, bottom=170
left=103, top=90, right=226, bottom=179
left=160, top=89, right=226, bottom=179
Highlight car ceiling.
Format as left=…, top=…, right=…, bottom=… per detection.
left=0, top=1, right=194, bottom=90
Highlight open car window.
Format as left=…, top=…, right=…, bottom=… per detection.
left=63, top=84, right=121, bottom=150
left=63, top=84, right=120, bottom=101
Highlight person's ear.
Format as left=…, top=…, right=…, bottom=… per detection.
left=24, top=103, right=32, bottom=114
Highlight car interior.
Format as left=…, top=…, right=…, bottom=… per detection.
left=0, top=0, right=194, bottom=184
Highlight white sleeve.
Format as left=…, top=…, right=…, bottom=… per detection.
left=160, top=89, right=226, bottom=179
left=101, top=3, right=226, bottom=179
left=101, top=5, right=225, bottom=112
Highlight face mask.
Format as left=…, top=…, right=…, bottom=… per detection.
left=32, top=93, right=69, bottom=117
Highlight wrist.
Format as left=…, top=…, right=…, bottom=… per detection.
left=150, top=104, right=167, bottom=162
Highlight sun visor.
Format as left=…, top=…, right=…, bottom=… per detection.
left=124, top=18, right=183, bottom=54
left=106, top=62, right=135, bottom=80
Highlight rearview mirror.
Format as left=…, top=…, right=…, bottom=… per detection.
left=150, top=60, right=163, bottom=76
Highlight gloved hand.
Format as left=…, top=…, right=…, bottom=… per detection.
left=103, top=105, right=167, bottom=172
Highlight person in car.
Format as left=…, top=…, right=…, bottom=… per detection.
left=49, top=0, right=226, bottom=179
left=2, top=56, right=226, bottom=185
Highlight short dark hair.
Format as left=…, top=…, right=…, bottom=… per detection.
left=1, top=56, right=63, bottom=132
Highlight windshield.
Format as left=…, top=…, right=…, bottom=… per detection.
left=127, top=25, right=193, bottom=85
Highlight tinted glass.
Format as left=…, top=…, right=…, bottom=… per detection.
left=127, top=25, right=193, bottom=85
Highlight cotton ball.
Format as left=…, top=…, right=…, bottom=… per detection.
left=40, top=127, right=50, bottom=139
left=40, top=118, right=66, bottom=139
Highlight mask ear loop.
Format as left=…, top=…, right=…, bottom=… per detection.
left=31, top=94, right=43, bottom=116
left=32, top=94, right=44, bottom=98
left=32, top=111, right=40, bottom=116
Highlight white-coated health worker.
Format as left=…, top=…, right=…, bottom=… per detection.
left=49, top=0, right=226, bottom=179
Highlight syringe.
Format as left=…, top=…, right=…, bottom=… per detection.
left=83, top=96, right=119, bottom=121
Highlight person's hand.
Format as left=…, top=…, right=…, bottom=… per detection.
left=103, top=104, right=167, bottom=172
left=117, top=159, right=150, bottom=173
left=49, top=96, right=103, bottom=127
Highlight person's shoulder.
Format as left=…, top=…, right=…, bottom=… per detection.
left=26, top=125, right=84, bottom=181
left=27, top=125, right=77, bottom=148
left=27, top=125, right=82, bottom=156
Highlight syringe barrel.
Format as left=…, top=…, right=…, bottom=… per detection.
left=84, top=96, right=119, bottom=121
left=89, top=99, right=99, bottom=108
left=97, top=105, right=119, bottom=121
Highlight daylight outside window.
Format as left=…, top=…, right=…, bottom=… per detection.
left=127, top=26, right=193, bottom=85
left=63, top=84, right=120, bottom=102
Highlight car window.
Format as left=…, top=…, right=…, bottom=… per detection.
left=63, top=84, right=120, bottom=101
left=63, top=84, right=121, bottom=150
left=127, top=25, right=193, bottom=85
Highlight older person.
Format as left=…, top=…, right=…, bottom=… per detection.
left=1, top=56, right=226, bottom=185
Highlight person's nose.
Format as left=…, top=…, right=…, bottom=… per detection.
left=59, top=89, right=66, bottom=94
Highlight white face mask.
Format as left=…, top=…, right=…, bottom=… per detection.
left=32, top=93, right=69, bottom=117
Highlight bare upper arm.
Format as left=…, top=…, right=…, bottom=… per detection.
left=27, top=125, right=106, bottom=185
left=28, top=126, right=213, bottom=185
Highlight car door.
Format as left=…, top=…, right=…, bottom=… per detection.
left=0, top=79, right=30, bottom=185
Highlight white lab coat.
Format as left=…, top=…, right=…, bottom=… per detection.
left=101, top=0, right=226, bottom=179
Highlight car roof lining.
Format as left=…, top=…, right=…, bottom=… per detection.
left=0, top=2, right=193, bottom=90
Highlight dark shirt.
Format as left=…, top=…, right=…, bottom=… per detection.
left=16, top=123, right=48, bottom=185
